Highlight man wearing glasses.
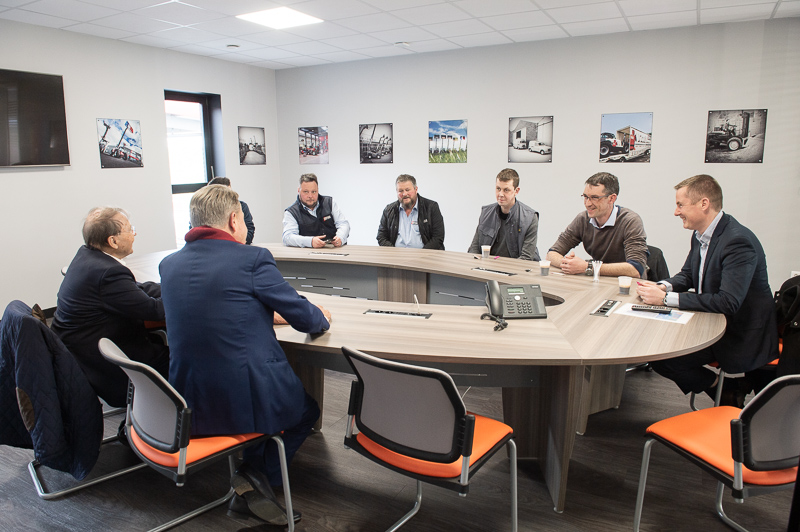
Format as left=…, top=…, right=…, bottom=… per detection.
left=546, top=172, right=647, bottom=278
left=52, top=207, right=169, bottom=408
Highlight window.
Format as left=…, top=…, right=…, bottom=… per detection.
left=164, top=91, right=223, bottom=247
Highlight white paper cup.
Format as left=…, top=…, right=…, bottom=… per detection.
left=481, top=245, right=491, bottom=259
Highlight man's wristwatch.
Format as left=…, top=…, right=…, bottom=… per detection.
left=663, top=295, right=669, bottom=307
left=585, top=263, right=593, bottom=276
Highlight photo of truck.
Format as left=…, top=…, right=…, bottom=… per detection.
left=599, top=113, right=653, bottom=163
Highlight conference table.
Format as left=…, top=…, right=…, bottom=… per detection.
left=126, top=244, right=725, bottom=512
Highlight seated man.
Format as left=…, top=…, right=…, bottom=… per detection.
left=547, top=172, right=647, bottom=278
left=51, top=207, right=169, bottom=407
left=377, top=174, right=445, bottom=249
left=209, top=176, right=255, bottom=244
left=282, top=173, right=350, bottom=248
left=160, top=184, right=331, bottom=525
left=468, top=168, right=540, bottom=260
left=637, top=174, right=778, bottom=406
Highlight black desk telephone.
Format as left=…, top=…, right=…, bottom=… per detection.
left=485, top=280, right=547, bottom=319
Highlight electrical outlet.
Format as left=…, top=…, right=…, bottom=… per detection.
left=792, top=271, right=800, bottom=278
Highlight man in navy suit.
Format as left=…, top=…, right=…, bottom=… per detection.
left=52, top=207, right=169, bottom=408
left=637, top=174, right=778, bottom=405
left=160, top=184, right=331, bottom=525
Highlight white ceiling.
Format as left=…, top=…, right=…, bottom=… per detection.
left=1, top=0, right=798, bottom=70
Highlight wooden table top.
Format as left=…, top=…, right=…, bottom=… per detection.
left=126, top=244, right=726, bottom=367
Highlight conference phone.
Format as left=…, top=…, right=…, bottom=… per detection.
left=485, top=280, right=547, bottom=319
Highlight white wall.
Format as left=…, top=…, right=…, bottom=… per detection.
left=0, top=19, right=282, bottom=311
left=1, top=18, right=798, bottom=312
left=275, top=19, right=800, bottom=287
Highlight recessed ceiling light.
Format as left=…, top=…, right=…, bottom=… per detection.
left=237, top=7, right=323, bottom=30
left=394, top=41, right=410, bottom=47
left=226, top=44, right=240, bottom=49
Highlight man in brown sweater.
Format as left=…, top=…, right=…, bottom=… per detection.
left=546, top=172, right=647, bottom=278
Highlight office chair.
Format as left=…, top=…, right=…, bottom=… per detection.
left=0, top=300, right=146, bottom=499
left=98, top=338, right=294, bottom=532
left=341, top=346, right=517, bottom=532
left=634, top=374, right=800, bottom=532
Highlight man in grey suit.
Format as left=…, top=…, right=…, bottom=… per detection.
left=636, top=174, right=778, bottom=406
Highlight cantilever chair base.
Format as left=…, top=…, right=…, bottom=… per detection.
left=28, top=434, right=147, bottom=500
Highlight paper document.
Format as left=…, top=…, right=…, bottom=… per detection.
left=615, top=303, right=694, bottom=324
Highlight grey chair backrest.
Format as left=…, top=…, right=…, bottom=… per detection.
left=343, top=346, right=467, bottom=463
left=98, top=338, right=187, bottom=453
left=735, top=374, right=800, bottom=471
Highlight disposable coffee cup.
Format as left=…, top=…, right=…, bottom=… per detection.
left=481, top=245, right=491, bottom=259
left=539, top=260, right=551, bottom=276
left=618, top=276, right=632, bottom=295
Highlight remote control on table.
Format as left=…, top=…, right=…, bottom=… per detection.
left=631, top=304, right=672, bottom=314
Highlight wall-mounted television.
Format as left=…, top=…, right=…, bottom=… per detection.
left=0, top=68, right=70, bottom=167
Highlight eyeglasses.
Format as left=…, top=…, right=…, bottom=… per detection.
left=581, top=194, right=610, bottom=202
left=118, top=226, right=136, bottom=236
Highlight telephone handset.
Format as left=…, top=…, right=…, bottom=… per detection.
left=485, top=280, right=547, bottom=319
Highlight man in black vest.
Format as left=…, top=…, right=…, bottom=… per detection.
left=282, top=173, right=350, bottom=248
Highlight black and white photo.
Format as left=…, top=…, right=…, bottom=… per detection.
left=508, top=116, right=553, bottom=163
left=705, top=109, right=767, bottom=163
left=359, top=123, right=393, bottom=164
left=238, top=126, right=266, bottom=165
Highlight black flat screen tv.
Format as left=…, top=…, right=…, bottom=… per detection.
left=0, top=68, right=70, bottom=167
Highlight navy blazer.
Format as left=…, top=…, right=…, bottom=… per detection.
left=665, top=213, right=778, bottom=373
left=51, top=246, right=168, bottom=407
left=159, top=239, right=329, bottom=437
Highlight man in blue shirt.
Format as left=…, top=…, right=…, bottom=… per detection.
left=283, top=173, right=350, bottom=248
left=377, top=174, right=445, bottom=249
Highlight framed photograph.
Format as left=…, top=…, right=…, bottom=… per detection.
left=704, top=109, right=767, bottom=163
left=359, top=123, right=393, bottom=164
left=97, top=119, right=142, bottom=168
left=508, top=116, right=553, bottom=163
left=238, top=126, right=266, bottom=165
left=429, top=120, right=467, bottom=163
left=299, top=126, right=328, bottom=164
left=599, top=112, right=653, bottom=163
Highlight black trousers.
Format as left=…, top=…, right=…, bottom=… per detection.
left=651, top=347, right=719, bottom=395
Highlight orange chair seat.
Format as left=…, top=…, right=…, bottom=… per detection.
left=647, top=406, right=797, bottom=486
left=130, top=426, right=263, bottom=468
left=357, top=413, right=512, bottom=478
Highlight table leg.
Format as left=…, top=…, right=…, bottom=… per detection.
left=286, top=349, right=325, bottom=432
left=576, top=364, right=627, bottom=435
left=502, top=365, right=582, bottom=512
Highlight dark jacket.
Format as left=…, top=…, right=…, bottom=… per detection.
left=241, top=200, right=255, bottom=245
left=468, top=200, right=540, bottom=261
left=0, top=301, right=103, bottom=480
left=51, top=246, right=169, bottom=407
left=285, top=195, right=337, bottom=240
left=159, top=235, right=329, bottom=436
left=376, top=195, right=445, bottom=250
left=666, top=213, right=778, bottom=373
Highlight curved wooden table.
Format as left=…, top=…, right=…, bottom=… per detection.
left=126, top=244, right=725, bottom=512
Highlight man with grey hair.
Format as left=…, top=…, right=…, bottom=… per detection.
left=377, top=174, right=445, bottom=249
left=282, top=173, right=349, bottom=248
left=52, top=207, right=169, bottom=408
left=160, top=184, right=331, bottom=525
left=547, top=172, right=647, bottom=278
